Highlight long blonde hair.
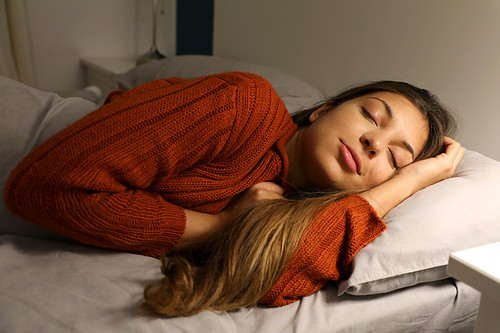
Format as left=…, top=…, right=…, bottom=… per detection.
left=143, top=80, right=457, bottom=317
left=143, top=193, right=347, bottom=316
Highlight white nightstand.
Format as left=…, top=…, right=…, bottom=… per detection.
left=81, top=57, right=136, bottom=97
left=447, top=242, right=500, bottom=333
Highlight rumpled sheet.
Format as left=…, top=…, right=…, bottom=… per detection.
left=0, top=235, right=479, bottom=333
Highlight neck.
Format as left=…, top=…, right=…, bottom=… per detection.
left=284, top=129, right=303, bottom=190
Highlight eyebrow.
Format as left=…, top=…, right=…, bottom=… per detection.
left=367, top=96, right=416, bottom=160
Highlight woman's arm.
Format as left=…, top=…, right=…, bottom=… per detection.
left=360, top=137, right=464, bottom=217
left=177, top=182, right=286, bottom=250
left=4, top=75, right=239, bottom=257
left=5, top=72, right=291, bottom=257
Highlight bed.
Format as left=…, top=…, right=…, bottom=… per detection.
left=2, top=55, right=500, bottom=332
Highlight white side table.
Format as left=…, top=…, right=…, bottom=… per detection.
left=447, top=242, right=500, bottom=333
left=81, top=57, right=136, bottom=97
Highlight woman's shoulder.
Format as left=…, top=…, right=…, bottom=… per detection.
left=209, top=71, right=273, bottom=88
left=211, top=72, right=287, bottom=116
left=205, top=72, right=282, bottom=106
left=205, top=72, right=295, bottom=156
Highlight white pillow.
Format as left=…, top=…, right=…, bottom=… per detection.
left=339, top=149, right=500, bottom=295
left=0, top=76, right=98, bottom=239
left=115, top=55, right=325, bottom=113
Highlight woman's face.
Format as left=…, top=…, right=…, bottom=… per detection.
left=286, top=91, right=429, bottom=191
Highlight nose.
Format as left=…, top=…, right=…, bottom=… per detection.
left=361, top=134, right=384, bottom=157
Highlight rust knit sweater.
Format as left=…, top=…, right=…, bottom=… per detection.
left=4, top=72, right=386, bottom=306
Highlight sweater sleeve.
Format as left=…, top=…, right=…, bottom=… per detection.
left=259, top=194, right=387, bottom=306
left=4, top=73, right=264, bottom=257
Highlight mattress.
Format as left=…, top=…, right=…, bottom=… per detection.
left=0, top=235, right=479, bottom=333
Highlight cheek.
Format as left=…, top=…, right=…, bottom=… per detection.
left=366, top=162, right=395, bottom=187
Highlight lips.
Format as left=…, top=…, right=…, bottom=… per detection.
left=340, top=142, right=361, bottom=175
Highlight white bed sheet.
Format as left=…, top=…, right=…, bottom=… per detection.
left=0, top=235, right=479, bottom=333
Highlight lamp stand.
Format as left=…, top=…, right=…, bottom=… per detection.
left=136, top=0, right=166, bottom=65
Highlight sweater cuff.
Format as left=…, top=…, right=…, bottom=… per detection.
left=139, top=205, right=187, bottom=258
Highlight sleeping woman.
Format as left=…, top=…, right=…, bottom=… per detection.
left=4, top=72, right=463, bottom=316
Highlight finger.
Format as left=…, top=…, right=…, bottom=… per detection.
left=442, top=137, right=460, bottom=153
left=250, top=182, right=285, bottom=195
left=453, top=146, right=465, bottom=169
left=442, top=136, right=456, bottom=144
left=443, top=136, right=461, bottom=145
left=442, top=138, right=462, bottom=158
left=249, top=188, right=284, bottom=202
left=263, top=191, right=285, bottom=200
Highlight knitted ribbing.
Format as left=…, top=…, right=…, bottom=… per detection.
left=4, top=72, right=296, bottom=257
left=260, top=194, right=386, bottom=306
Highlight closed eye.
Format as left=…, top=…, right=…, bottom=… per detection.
left=388, top=148, right=399, bottom=169
left=362, top=107, right=377, bottom=126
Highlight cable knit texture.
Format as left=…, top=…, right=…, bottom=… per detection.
left=4, top=71, right=386, bottom=304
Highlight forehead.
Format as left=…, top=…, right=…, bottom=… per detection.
left=361, top=91, right=418, bottom=109
left=360, top=91, right=425, bottom=121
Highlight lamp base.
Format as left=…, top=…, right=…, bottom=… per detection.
left=136, top=48, right=166, bottom=66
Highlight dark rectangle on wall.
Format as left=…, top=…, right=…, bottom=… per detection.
left=176, top=0, right=214, bottom=55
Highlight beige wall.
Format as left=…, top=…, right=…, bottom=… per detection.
left=214, top=0, right=500, bottom=160
left=25, top=0, right=175, bottom=92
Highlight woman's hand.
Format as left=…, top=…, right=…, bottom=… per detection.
left=361, top=137, right=464, bottom=217
left=396, top=137, right=465, bottom=192
left=219, top=182, right=285, bottom=222
left=177, top=182, right=284, bottom=251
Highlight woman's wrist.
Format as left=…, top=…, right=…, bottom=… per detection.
left=360, top=173, right=419, bottom=218
left=176, top=209, right=228, bottom=251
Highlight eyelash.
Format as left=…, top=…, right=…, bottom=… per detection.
left=388, top=148, right=399, bottom=169
left=362, top=107, right=377, bottom=126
